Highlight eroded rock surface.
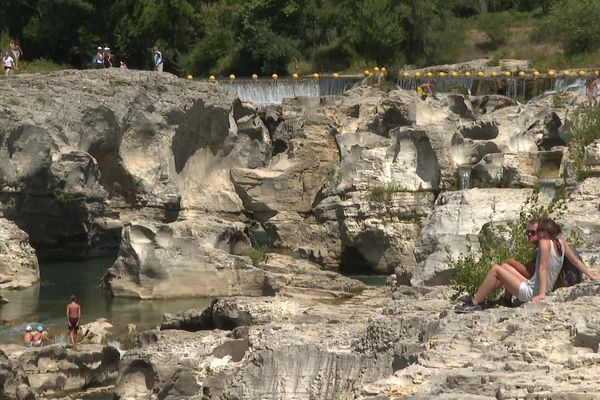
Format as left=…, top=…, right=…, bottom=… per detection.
left=0, top=218, right=38, bottom=290
left=0, top=343, right=120, bottom=398
left=113, top=280, right=600, bottom=399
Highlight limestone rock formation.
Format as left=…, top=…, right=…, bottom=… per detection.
left=105, top=216, right=265, bottom=299
left=0, top=349, right=35, bottom=400
left=0, top=218, right=38, bottom=290
left=116, top=291, right=394, bottom=400
left=112, top=280, right=600, bottom=399
left=0, top=343, right=120, bottom=398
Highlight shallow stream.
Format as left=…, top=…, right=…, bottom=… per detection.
left=0, top=257, right=212, bottom=346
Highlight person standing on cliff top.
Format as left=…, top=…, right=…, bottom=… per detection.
left=152, top=46, right=163, bottom=72
left=586, top=76, right=598, bottom=107
left=3, top=51, right=14, bottom=76
left=66, top=295, right=81, bottom=346
left=10, top=40, right=22, bottom=70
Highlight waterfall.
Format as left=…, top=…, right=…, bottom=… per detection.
left=458, top=165, right=472, bottom=190
left=107, top=339, right=126, bottom=358
left=221, top=77, right=359, bottom=107
left=554, top=78, right=587, bottom=93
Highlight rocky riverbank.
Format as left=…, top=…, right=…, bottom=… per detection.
left=1, top=68, right=599, bottom=399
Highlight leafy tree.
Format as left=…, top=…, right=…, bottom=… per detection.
left=343, top=0, right=408, bottom=66
left=541, top=0, right=600, bottom=55
left=109, top=0, right=199, bottom=70
left=21, top=0, right=98, bottom=67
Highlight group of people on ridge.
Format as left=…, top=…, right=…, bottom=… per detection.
left=22, top=295, right=81, bottom=347
left=457, top=218, right=600, bottom=312
left=91, top=45, right=163, bottom=71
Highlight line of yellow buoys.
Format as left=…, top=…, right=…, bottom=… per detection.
left=400, top=69, right=600, bottom=79
left=198, top=66, right=389, bottom=81
left=185, top=66, right=599, bottom=81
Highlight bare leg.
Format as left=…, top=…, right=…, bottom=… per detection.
left=472, top=264, right=527, bottom=305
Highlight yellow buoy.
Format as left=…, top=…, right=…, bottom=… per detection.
left=229, top=74, right=236, bottom=80
left=439, top=71, right=447, bottom=78
left=272, top=73, right=278, bottom=80
left=477, top=71, right=484, bottom=77
left=562, top=70, right=571, bottom=77
left=548, top=70, right=556, bottom=77
left=426, top=71, right=433, bottom=78
left=313, top=73, right=320, bottom=79
left=491, top=71, right=498, bottom=78
left=380, top=67, right=387, bottom=74
left=333, top=72, right=339, bottom=79
left=209, top=75, right=216, bottom=81
left=450, top=71, right=458, bottom=77
left=374, top=67, right=380, bottom=72
left=533, top=70, right=540, bottom=77
left=518, top=71, right=526, bottom=77
left=364, top=70, right=370, bottom=77
left=578, top=70, right=587, bottom=77
left=595, top=70, right=600, bottom=76
left=402, top=71, right=410, bottom=78
left=503, top=71, right=511, bottom=77
left=186, top=75, right=193, bottom=80
left=414, top=72, right=421, bottom=78
left=251, top=74, right=258, bottom=80
left=292, top=73, right=299, bottom=79
left=464, top=71, right=472, bottom=77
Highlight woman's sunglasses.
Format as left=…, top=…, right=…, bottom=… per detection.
left=526, top=230, right=537, bottom=236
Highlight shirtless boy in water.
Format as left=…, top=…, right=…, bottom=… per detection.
left=66, top=295, right=81, bottom=345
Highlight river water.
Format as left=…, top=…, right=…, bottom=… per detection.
left=0, top=257, right=212, bottom=346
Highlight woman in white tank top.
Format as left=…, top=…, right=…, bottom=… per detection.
left=457, top=218, right=600, bottom=312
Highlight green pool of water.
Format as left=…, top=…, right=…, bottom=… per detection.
left=0, top=257, right=212, bottom=345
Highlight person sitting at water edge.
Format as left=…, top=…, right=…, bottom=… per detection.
left=457, top=218, right=600, bottom=312
left=67, top=294, right=81, bottom=345
left=23, top=325, right=33, bottom=346
left=31, top=325, right=50, bottom=347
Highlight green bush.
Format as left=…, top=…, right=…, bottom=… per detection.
left=368, top=183, right=401, bottom=202
left=476, top=12, right=511, bottom=45
left=248, top=245, right=268, bottom=267
left=448, top=192, right=567, bottom=298
left=17, top=58, right=70, bottom=74
left=562, top=107, right=600, bottom=181
left=538, top=0, right=600, bottom=55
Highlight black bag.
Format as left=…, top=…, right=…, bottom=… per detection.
left=554, top=250, right=583, bottom=289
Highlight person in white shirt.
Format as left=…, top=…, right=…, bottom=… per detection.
left=3, top=51, right=14, bottom=76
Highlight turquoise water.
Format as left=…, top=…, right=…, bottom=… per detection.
left=0, top=257, right=212, bottom=345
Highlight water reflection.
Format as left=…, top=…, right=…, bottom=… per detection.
left=0, top=257, right=212, bottom=345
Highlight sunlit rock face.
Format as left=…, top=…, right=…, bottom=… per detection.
left=0, top=217, right=38, bottom=289
left=1, top=69, right=598, bottom=297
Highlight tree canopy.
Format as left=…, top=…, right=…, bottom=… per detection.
left=1, top=0, right=586, bottom=76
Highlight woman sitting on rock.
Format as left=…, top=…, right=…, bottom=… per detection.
left=456, top=218, right=600, bottom=312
